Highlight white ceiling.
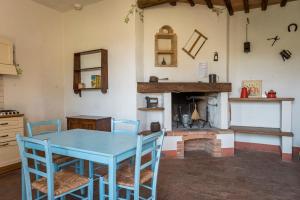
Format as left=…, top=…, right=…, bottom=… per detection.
left=32, top=0, right=103, bottom=12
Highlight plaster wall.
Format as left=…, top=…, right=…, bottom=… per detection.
left=229, top=1, right=300, bottom=147
left=63, top=0, right=138, bottom=121
left=0, top=0, right=64, bottom=123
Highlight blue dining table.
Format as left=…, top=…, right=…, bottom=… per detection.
left=22, top=129, right=137, bottom=200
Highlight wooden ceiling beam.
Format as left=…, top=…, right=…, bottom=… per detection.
left=187, top=0, right=195, bottom=7
left=280, top=0, right=288, bottom=7
left=261, top=0, right=268, bottom=11
left=137, top=0, right=172, bottom=9
left=243, top=0, right=249, bottom=13
left=224, top=0, right=234, bottom=16
left=204, top=0, right=214, bottom=9
left=170, top=0, right=177, bottom=6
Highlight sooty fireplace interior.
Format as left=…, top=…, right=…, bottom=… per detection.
left=171, top=92, right=218, bottom=130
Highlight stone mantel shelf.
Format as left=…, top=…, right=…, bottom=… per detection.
left=137, top=82, right=232, bottom=93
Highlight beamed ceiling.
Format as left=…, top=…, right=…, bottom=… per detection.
left=137, top=0, right=298, bottom=15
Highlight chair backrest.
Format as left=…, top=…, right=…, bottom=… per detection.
left=112, top=119, right=140, bottom=135
left=16, top=134, right=54, bottom=200
left=27, top=119, right=61, bottom=137
left=133, top=131, right=165, bottom=200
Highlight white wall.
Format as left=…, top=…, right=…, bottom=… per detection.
left=229, top=1, right=300, bottom=147
left=0, top=0, right=64, bottom=122
left=63, top=0, right=138, bottom=121
left=143, top=3, right=228, bottom=82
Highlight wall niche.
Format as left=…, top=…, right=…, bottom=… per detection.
left=155, top=25, right=177, bottom=67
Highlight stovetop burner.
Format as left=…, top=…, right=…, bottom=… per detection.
left=0, top=110, right=20, bottom=116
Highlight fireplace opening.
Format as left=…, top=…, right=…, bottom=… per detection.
left=171, top=92, right=218, bottom=130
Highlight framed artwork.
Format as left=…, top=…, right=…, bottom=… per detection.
left=242, top=80, right=262, bottom=97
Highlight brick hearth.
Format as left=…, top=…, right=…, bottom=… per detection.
left=167, top=130, right=222, bottom=158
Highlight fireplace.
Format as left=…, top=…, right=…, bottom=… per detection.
left=137, top=82, right=235, bottom=158
left=171, top=92, right=218, bottom=130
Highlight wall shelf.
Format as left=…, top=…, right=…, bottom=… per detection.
left=75, top=67, right=102, bottom=72
left=138, top=107, right=165, bottom=111
left=73, top=49, right=108, bottom=97
left=229, top=97, right=295, bottom=102
left=230, top=126, right=293, bottom=137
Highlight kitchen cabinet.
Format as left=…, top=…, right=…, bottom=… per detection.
left=0, top=37, right=17, bottom=75
left=67, top=115, right=111, bottom=132
left=0, top=115, right=24, bottom=174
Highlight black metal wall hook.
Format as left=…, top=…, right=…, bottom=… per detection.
left=288, top=23, right=298, bottom=32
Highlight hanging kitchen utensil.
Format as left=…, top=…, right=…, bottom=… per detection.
left=280, top=50, right=292, bottom=61
left=191, top=103, right=200, bottom=121
left=244, top=18, right=251, bottom=53
left=288, top=23, right=298, bottom=32
left=267, top=35, right=280, bottom=47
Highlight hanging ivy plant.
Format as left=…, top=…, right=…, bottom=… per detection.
left=124, top=3, right=144, bottom=24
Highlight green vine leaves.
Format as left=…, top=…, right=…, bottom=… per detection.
left=124, top=4, right=144, bottom=24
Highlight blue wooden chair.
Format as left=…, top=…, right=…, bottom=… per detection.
left=92, top=119, right=141, bottom=177
left=112, top=119, right=140, bottom=135
left=27, top=119, right=84, bottom=174
left=16, top=134, right=93, bottom=200
left=99, top=131, right=165, bottom=200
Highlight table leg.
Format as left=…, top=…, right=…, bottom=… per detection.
left=108, top=157, right=117, bottom=200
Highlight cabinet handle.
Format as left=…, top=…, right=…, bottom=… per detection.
left=0, top=134, right=9, bottom=138
left=0, top=123, right=9, bottom=126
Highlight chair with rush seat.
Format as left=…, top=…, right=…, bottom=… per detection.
left=91, top=119, right=141, bottom=179
left=112, top=119, right=140, bottom=135
left=27, top=119, right=84, bottom=174
left=99, top=131, right=165, bottom=200
left=16, top=135, right=93, bottom=200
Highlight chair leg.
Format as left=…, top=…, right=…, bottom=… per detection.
left=88, top=179, right=94, bottom=200
left=99, top=177, right=105, bottom=200
left=126, top=190, right=131, bottom=200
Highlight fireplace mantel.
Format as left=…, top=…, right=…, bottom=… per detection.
left=137, top=82, right=232, bottom=93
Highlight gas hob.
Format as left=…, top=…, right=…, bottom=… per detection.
left=0, top=110, right=20, bottom=116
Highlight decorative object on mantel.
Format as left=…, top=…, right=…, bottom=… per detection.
left=149, top=76, right=169, bottom=83
left=267, top=35, right=280, bottom=47
left=265, top=90, right=277, bottom=98
left=209, top=74, right=219, bottom=84
left=198, top=62, right=208, bottom=79
left=213, top=52, right=219, bottom=61
left=145, top=96, right=159, bottom=108
left=288, top=23, right=298, bottom=32
left=161, top=57, right=167, bottom=65
left=242, top=80, right=262, bottom=97
left=155, top=25, right=177, bottom=67
left=240, top=87, right=250, bottom=98
left=124, top=3, right=144, bottom=24
left=244, top=18, right=251, bottom=53
left=280, top=49, right=292, bottom=61
left=182, top=29, right=208, bottom=59
left=150, top=122, right=161, bottom=132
